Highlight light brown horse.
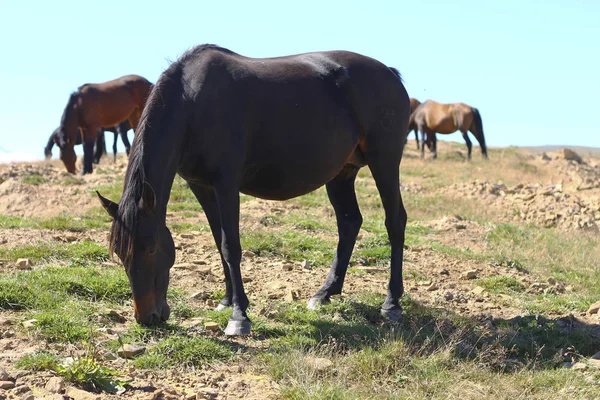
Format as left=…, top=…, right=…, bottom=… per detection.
left=405, top=98, right=422, bottom=149
left=56, top=75, right=153, bottom=174
left=408, top=100, right=487, bottom=159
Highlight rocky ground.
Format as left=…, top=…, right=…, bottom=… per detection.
left=0, top=142, right=599, bottom=399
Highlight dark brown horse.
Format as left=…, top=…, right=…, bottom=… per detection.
left=56, top=75, right=153, bottom=174
left=405, top=98, right=422, bottom=149
left=408, top=100, right=487, bottom=159
left=97, top=44, right=410, bottom=335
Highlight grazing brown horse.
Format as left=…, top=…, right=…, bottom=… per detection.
left=56, top=75, right=153, bottom=174
left=408, top=100, right=487, bottom=159
left=97, top=44, right=410, bottom=335
left=405, top=98, right=422, bottom=149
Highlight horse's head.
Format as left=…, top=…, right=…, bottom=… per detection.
left=96, top=181, right=175, bottom=325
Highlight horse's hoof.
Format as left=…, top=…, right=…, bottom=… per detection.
left=214, top=303, right=230, bottom=312
left=380, top=307, right=403, bottom=322
left=307, top=297, right=329, bottom=310
left=224, top=319, right=251, bottom=336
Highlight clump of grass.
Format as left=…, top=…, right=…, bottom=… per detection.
left=0, top=241, right=108, bottom=264
left=15, top=352, right=60, bottom=371
left=21, top=174, right=49, bottom=186
left=479, top=275, right=524, bottom=294
left=133, top=336, right=233, bottom=369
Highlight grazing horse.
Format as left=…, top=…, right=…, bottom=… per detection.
left=94, top=120, right=133, bottom=163
left=405, top=98, right=422, bottom=149
left=45, top=120, right=133, bottom=164
left=56, top=75, right=153, bottom=175
left=96, top=44, right=410, bottom=335
left=408, top=100, right=488, bottom=159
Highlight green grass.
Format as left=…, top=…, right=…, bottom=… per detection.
left=479, top=275, right=524, bottom=294
left=133, top=336, right=233, bottom=369
left=15, top=352, right=60, bottom=371
left=0, top=212, right=109, bottom=231
left=21, top=174, right=49, bottom=186
left=0, top=241, right=108, bottom=264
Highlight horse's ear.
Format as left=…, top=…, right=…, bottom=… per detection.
left=139, top=181, right=156, bottom=213
left=96, top=191, right=118, bottom=219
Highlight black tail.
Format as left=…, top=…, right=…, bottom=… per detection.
left=471, top=108, right=488, bottom=158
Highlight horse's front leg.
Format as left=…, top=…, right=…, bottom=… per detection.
left=81, top=128, right=97, bottom=175
left=213, top=182, right=250, bottom=335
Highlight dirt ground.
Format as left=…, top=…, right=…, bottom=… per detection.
left=1, top=142, right=599, bottom=399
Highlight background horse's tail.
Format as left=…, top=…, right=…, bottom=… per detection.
left=471, top=107, right=488, bottom=158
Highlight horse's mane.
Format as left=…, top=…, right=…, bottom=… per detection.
left=388, top=66, right=403, bottom=83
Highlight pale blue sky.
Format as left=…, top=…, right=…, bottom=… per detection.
left=1, top=0, right=599, bottom=160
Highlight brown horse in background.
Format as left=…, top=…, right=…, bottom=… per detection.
left=408, top=100, right=487, bottom=159
left=405, top=98, right=421, bottom=149
left=56, top=75, right=153, bottom=174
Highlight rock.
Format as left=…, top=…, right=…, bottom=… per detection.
left=355, top=266, right=386, bottom=273
left=301, top=260, right=312, bottom=270
left=0, top=382, right=14, bottom=390
left=242, top=250, right=255, bottom=259
left=471, top=286, right=486, bottom=296
left=180, top=233, right=195, bottom=239
left=181, top=317, right=204, bottom=328
left=146, top=389, right=163, bottom=400
left=66, top=387, right=101, bottom=400
left=192, top=259, right=207, bottom=265
left=563, top=148, right=583, bottom=164
left=196, top=266, right=212, bottom=276
left=587, top=301, right=600, bottom=315
left=190, top=291, right=208, bottom=300
left=172, top=263, right=196, bottom=270
left=541, top=152, right=551, bottom=161
left=0, top=318, right=14, bottom=327
left=454, top=223, right=467, bottom=230
left=0, top=370, right=10, bottom=381
left=285, top=289, right=298, bottom=302
left=444, top=292, right=454, bottom=301
left=280, top=263, right=294, bottom=271
left=463, top=270, right=478, bottom=280
left=117, top=344, right=146, bottom=359
left=12, top=385, right=30, bottom=395
left=65, top=235, right=78, bottom=242
left=426, top=283, right=439, bottom=291
left=98, top=350, right=117, bottom=361
left=105, top=310, right=126, bottom=323
left=20, top=392, right=34, bottom=400
left=15, top=259, right=32, bottom=270
left=571, top=362, right=588, bottom=371
left=204, top=322, right=220, bottom=332
left=547, top=277, right=557, bottom=285
left=196, top=388, right=218, bottom=400
left=22, top=319, right=37, bottom=329
left=306, top=357, right=333, bottom=372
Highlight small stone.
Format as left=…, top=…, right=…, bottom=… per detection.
left=242, top=276, right=253, bottom=283
left=563, top=148, right=583, bottom=164
left=45, top=376, right=65, bottom=393
left=65, top=235, right=78, bottom=242
left=280, top=263, right=294, bottom=271
left=11, top=385, right=30, bottom=395
left=66, top=387, right=101, bottom=400
left=444, top=292, right=454, bottom=301
left=99, top=350, right=117, bottom=361
left=20, top=392, right=34, bottom=400
left=182, top=317, right=204, bottom=328
left=197, top=266, right=212, bottom=276
left=117, top=343, right=146, bottom=359
left=547, top=277, right=557, bottom=286
left=106, top=310, right=126, bottom=323
left=0, top=382, right=14, bottom=390
left=196, top=388, right=218, bottom=400
left=463, top=270, right=478, bottom=280
left=242, top=250, right=255, bottom=259
left=426, top=283, right=439, bottom=291
left=587, top=301, right=600, bottom=315
left=0, top=370, right=10, bottom=381
left=22, top=319, right=37, bottom=329
left=192, top=259, right=207, bottom=265
left=204, top=322, right=220, bottom=332
left=471, top=286, right=486, bottom=296
left=16, top=259, right=32, bottom=270
left=285, top=289, right=298, bottom=302
left=146, top=389, right=163, bottom=400
left=172, top=263, right=196, bottom=270
left=306, top=357, right=333, bottom=372
left=454, top=223, right=467, bottom=230
left=190, top=291, right=208, bottom=300
left=301, top=260, right=311, bottom=270
left=180, top=233, right=195, bottom=239
left=439, top=269, right=450, bottom=275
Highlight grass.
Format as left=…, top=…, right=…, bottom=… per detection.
left=21, top=174, right=49, bottom=186
left=0, top=241, right=108, bottom=264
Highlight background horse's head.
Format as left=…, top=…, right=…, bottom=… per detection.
left=57, top=92, right=81, bottom=173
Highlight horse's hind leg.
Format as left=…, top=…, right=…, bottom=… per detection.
left=461, top=131, right=472, bottom=160
left=112, top=133, right=118, bottom=163
left=367, top=151, right=407, bottom=320
left=188, top=183, right=233, bottom=312
left=82, top=128, right=98, bottom=175
left=93, top=130, right=105, bottom=164
left=308, top=165, right=362, bottom=309
left=121, top=130, right=132, bottom=157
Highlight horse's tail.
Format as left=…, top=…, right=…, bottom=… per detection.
left=471, top=107, right=488, bottom=158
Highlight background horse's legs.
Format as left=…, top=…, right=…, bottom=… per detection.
left=93, top=130, right=105, bottom=164
left=81, top=127, right=98, bottom=175
left=415, top=130, right=420, bottom=150
left=188, top=183, right=233, bottom=311
left=308, top=165, right=362, bottom=309
left=112, top=132, right=119, bottom=162
left=432, top=132, right=438, bottom=159
left=212, top=183, right=250, bottom=335
left=120, top=129, right=132, bottom=157
left=420, top=128, right=427, bottom=158
left=461, top=131, right=473, bottom=160
left=367, top=154, right=407, bottom=321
